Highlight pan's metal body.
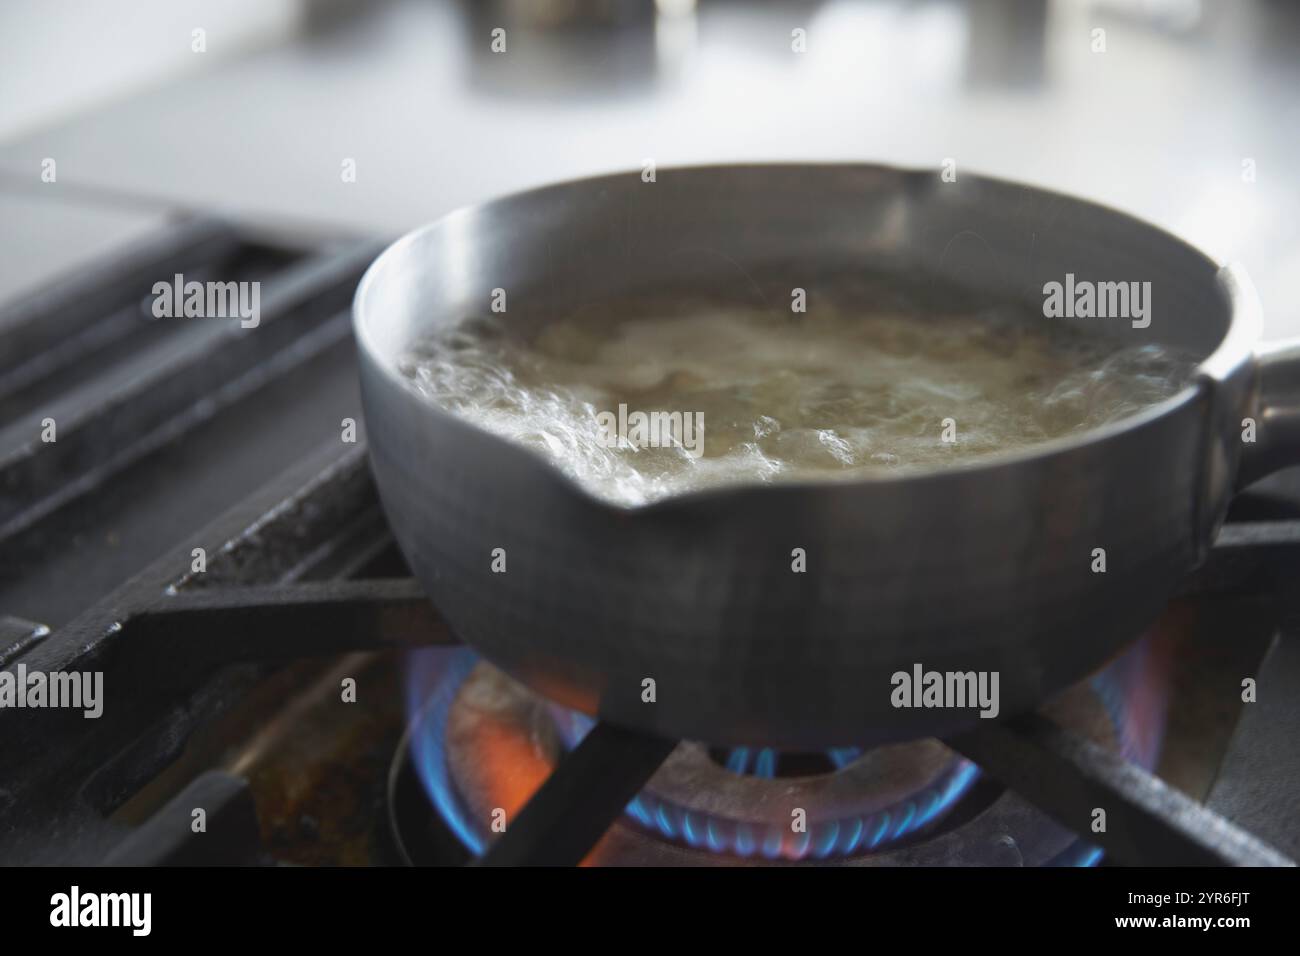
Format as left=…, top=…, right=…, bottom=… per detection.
left=354, top=165, right=1300, bottom=748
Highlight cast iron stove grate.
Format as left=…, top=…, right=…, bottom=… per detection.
left=0, top=219, right=1296, bottom=867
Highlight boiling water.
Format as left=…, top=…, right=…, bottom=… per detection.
left=397, top=286, right=1194, bottom=506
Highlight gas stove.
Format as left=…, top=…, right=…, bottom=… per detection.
left=1, top=218, right=1297, bottom=870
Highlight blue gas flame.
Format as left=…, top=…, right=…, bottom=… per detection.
left=404, top=648, right=484, bottom=855
left=1065, top=635, right=1168, bottom=867
left=405, top=633, right=1168, bottom=865
left=550, top=704, right=980, bottom=859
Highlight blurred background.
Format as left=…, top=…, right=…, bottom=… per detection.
left=1, top=0, right=1297, bottom=333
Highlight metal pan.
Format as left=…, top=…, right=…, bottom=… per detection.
left=353, top=164, right=1300, bottom=748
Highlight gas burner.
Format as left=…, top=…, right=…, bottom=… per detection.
left=548, top=698, right=982, bottom=860
left=388, top=645, right=1163, bottom=866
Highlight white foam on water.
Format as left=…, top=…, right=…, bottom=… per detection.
left=397, top=291, right=1193, bottom=507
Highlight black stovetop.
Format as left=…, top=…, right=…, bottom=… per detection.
left=1, top=220, right=1297, bottom=867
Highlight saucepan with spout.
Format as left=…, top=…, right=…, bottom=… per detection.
left=353, top=164, right=1300, bottom=749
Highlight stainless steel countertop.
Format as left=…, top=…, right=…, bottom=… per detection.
left=1, top=0, right=1297, bottom=334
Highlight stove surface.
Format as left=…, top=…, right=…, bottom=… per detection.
left=1, top=219, right=1297, bottom=869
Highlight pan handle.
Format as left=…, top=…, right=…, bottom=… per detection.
left=1236, top=338, right=1300, bottom=488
